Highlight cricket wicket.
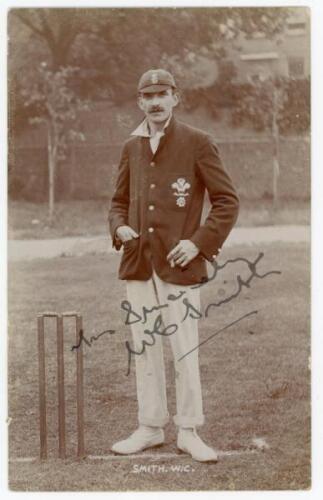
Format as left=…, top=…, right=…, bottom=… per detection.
left=37, top=312, right=85, bottom=460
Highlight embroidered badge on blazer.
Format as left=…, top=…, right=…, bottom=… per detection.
left=171, top=178, right=191, bottom=207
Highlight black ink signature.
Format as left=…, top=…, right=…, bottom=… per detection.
left=181, top=297, right=203, bottom=322
left=190, top=252, right=280, bottom=290
left=177, top=310, right=258, bottom=361
left=125, top=313, right=178, bottom=376
left=71, top=328, right=116, bottom=351
left=121, top=252, right=281, bottom=324
left=122, top=252, right=280, bottom=375
left=70, top=252, right=281, bottom=378
left=203, top=253, right=281, bottom=317
left=121, top=300, right=168, bottom=325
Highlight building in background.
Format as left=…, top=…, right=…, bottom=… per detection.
left=226, top=8, right=310, bottom=82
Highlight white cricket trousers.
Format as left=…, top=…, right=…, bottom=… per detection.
left=126, top=268, right=205, bottom=428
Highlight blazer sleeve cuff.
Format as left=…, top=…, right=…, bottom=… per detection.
left=190, top=228, right=222, bottom=263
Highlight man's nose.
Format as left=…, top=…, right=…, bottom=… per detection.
left=151, top=95, right=161, bottom=106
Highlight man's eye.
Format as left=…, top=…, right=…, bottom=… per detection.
left=142, top=92, right=167, bottom=99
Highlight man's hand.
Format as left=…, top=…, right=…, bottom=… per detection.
left=167, top=240, right=200, bottom=268
left=116, top=225, right=139, bottom=242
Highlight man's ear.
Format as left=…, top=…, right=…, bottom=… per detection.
left=172, top=90, right=180, bottom=107
left=137, top=95, right=144, bottom=111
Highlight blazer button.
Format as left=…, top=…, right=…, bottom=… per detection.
left=150, top=183, right=156, bottom=189
left=148, top=227, right=154, bottom=233
left=150, top=161, right=156, bottom=167
left=148, top=205, right=155, bottom=211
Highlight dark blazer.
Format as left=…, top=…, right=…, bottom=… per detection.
left=108, top=115, right=239, bottom=285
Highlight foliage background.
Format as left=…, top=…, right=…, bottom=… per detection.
left=8, top=7, right=310, bottom=204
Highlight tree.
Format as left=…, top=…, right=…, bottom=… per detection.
left=79, top=7, right=290, bottom=101
left=231, top=76, right=310, bottom=135
left=9, top=7, right=291, bottom=205
left=277, top=78, right=310, bottom=135
left=20, top=63, right=89, bottom=221
left=9, top=8, right=94, bottom=69
left=10, top=7, right=291, bottom=102
left=231, top=78, right=276, bottom=131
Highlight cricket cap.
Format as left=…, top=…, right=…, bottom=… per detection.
left=138, top=69, right=177, bottom=93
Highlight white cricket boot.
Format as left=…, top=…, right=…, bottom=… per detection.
left=177, top=426, right=218, bottom=462
left=111, top=425, right=165, bottom=454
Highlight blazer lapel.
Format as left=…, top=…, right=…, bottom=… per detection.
left=140, top=136, right=154, bottom=162
left=152, top=115, right=177, bottom=159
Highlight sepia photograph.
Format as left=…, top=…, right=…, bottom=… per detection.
left=6, top=2, right=312, bottom=492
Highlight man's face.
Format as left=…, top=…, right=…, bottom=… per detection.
left=137, top=88, right=179, bottom=123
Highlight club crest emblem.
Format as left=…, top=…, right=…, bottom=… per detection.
left=171, top=177, right=191, bottom=207
left=151, top=72, right=159, bottom=84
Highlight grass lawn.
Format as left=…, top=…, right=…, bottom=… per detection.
left=7, top=242, right=310, bottom=491
left=8, top=199, right=310, bottom=239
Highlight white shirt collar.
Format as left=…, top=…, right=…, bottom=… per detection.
left=131, top=113, right=172, bottom=137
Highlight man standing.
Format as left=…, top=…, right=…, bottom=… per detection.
left=108, top=69, right=239, bottom=462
